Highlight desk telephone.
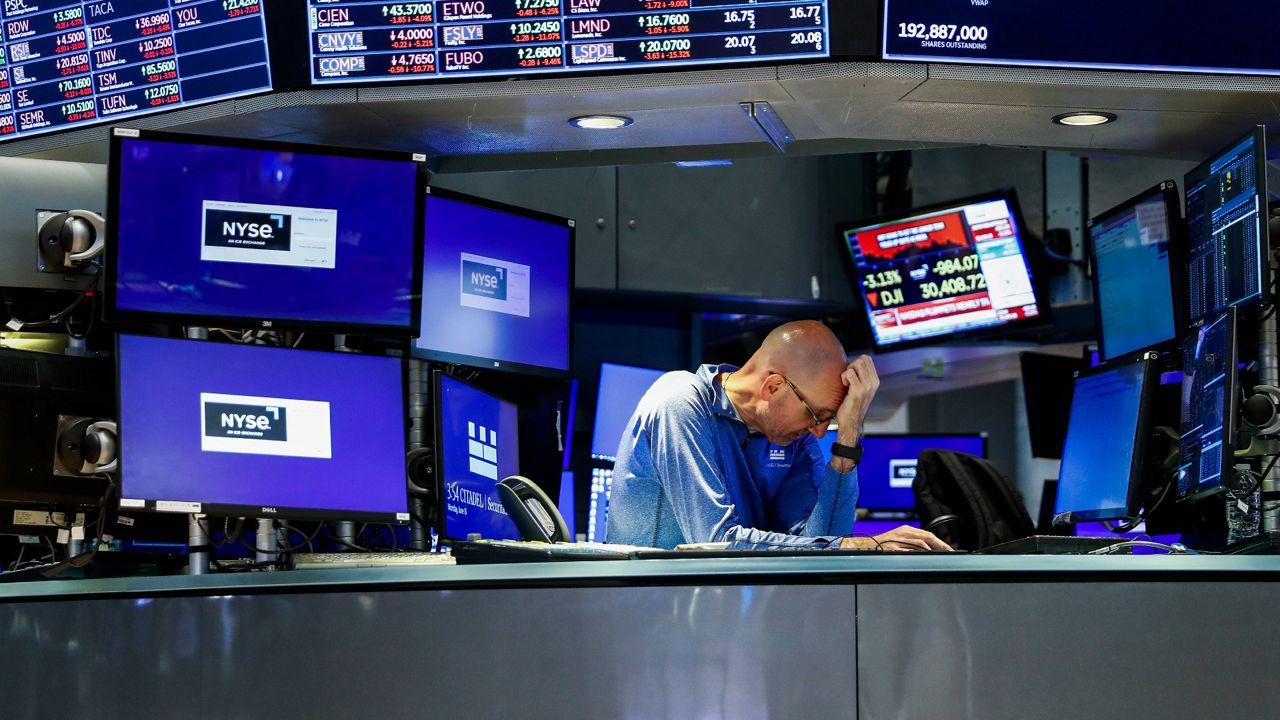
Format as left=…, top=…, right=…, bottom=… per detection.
left=497, top=476, right=570, bottom=543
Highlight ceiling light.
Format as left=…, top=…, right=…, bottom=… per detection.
left=569, top=115, right=633, bottom=129
left=1052, top=112, right=1117, bottom=127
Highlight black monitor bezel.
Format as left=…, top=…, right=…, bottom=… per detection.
left=1176, top=307, right=1240, bottom=504
left=431, top=369, right=522, bottom=543
left=1182, top=126, right=1271, bottom=325
left=410, top=186, right=575, bottom=380
left=1087, top=180, right=1188, bottom=363
left=835, top=188, right=1054, bottom=352
left=103, top=128, right=427, bottom=336
left=114, top=333, right=411, bottom=524
left=1055, top=352, right=1158, bottom=523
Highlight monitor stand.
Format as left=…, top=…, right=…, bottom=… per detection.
left=409, top=497, right=429, bottom=551
left=332, top=520, right=356, bottom=551
left=188, top=515, right=210, bottom=575
left=255, top=518, right=276, bottom=564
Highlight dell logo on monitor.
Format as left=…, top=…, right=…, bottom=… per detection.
left=261, top=507, right=278, bottom=514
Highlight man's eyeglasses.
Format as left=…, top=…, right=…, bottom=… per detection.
left=779, top=375, right=834, bottom=429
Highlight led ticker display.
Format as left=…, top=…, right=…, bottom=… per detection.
left=882, top=0, right=1280, bottom=76
left=0, top=0, right=272, bottom=143
left=839, top=193, right=1044, bottom=349
left=308, top=0, right=830, bottom=84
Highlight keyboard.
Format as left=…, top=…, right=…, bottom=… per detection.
left=291, top=552, right=455, bottom=570
left=976, top=536, right=1125, bottom=555
left=451, top=539, right=656, bottom=565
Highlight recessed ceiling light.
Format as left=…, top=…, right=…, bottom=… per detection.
left=1052, top=112, right=1117, bottom=127
left=569, top=115, right=633, bottom=130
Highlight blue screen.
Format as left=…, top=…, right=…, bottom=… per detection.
left=558, top=470, right=576, bottom=540
left=1091, top=189, right=1177, bottom=360
left=415, top=191, right=572, bottom=374
left=813, top=432, right=986, bottom=510
left=1056, top=362, right=1149, bottom=520
left=1177, top=309, right=1236, bottom=500
left=590, top=363, right=666, bottom=460
left=1184, top=130, right=1268, bottom=321
left=117, top=335, right=408, bottom=519
left=111, top=136, right=421, bottom=330
left=438, top=374, right=521, bottom=541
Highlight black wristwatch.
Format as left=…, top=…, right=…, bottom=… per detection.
left=830, top=442, right=863, bottom=465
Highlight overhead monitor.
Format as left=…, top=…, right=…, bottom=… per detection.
left=838, top=190, right=1047, bottom=350
left=105, top=129, right=425, bottom=334
left=434, top=372, right=522, bottom=542
left=0, top=156, right=103, bottom=292
left=413, top=187, right=573, bottom=378
left=0, top=1, right=272, bottom=142
left=117, top=335, right=411, bottom=523
left=590, top=362, right=666, bottom=461
left=813, top=431, right=987, bottom=512
left=1177, top=308, right=1238, bottom=503
left=1184, top=127, right=1270, bottom=323
left=1054, top=354, right=1156, bottom=523
left=882, top=0, right=1280, bottom=76
left=0, top=348, right=113, bottom=506
left=306, top=0, right=831, bottom=85
left=1088, top=181, right=1184, bottom=361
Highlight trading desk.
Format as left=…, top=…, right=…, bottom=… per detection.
left=1, top=555, right=1277, bottom=719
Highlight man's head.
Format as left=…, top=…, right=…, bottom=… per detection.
left=728, top=320, right=849, bottom=445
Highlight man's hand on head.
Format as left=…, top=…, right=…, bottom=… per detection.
left=834, top=355, right=880, bottom=447
left=839, top=526, right=953, bottom=552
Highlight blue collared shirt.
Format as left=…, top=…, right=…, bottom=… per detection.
left=606, top=363, right=859, bottom=550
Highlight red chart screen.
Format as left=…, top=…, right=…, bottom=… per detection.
left=843, top=198, right=1040, bottom=347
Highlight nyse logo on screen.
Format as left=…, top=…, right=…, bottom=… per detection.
left=203, top=402, right=289, bottom=442
left=888, top=459, right=917, bottom=489
left=204, top=208, right=292, bottom=252
left=462, top=259, right=508, bottom=301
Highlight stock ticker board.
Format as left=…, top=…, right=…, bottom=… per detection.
left=0, top=0, right=272, bottom=142
left=308, top=0, right=831, bottom=84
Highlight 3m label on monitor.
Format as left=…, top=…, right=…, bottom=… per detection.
left=199, top=393, right=332, bottom=459
left=459, top=252, right=530, bottom=317
left=199, top=201, right=338, bottom=269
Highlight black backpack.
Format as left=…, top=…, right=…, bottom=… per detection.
left=913, top=449, right=1035, bottom=551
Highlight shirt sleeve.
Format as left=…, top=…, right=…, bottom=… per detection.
left=773, top=439, right=860, bottom=541
left=648, top=399, right=858, bottom=550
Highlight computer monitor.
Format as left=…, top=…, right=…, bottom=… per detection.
left=105, top=129, right=425, bottom=334
left=1177, top=308, right=1239, bottom=502
left=117, top=335, right=410, bottom=522
left=1088, top=180, right=1184, bottom=361
left=0, top=349, right=113, bottom=506
left=434, top=372, right=522, bottom=542
left=0, top=157, right=105, bottom=292
left=587, top=465, right=614, bottom=544
left=837, top=190, right=1048, bottom=350
left=813, top=431, right=987, bottom=512
left=590, top=363, right=667, bottom=462
left=1055, top=354, right=1157, bottom=523
left=1184, top=126, right=1270, bottom=323
left=413, top=187, right=574, bottom=378
left=1019, top=351, right=1086, bottom=460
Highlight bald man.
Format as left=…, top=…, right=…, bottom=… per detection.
left=607, top=320, right=951, bottom=551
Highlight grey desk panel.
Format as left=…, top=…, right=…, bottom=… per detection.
left=857, top=582, right=1280, bottom=720
left=0, top=584, right=856, bottom=720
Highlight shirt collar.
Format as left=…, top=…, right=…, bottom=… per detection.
left=698, top=363, right=745, bottom=422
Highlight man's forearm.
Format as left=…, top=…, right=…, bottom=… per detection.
left=828, top=425, right=861, bottom=474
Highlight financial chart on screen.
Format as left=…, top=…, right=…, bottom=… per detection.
left=0, top=0, right=272, bottom=142
left=307, top=0, right=830, bottom=84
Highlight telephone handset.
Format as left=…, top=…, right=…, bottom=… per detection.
left=496, top=476, right=570, bottom=543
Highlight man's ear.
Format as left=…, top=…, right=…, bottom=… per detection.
left=761, top=374, right=783, bottom=399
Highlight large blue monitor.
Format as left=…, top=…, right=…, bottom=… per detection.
left=1184, top=127, right=1270, bottom=322
left=117, top=335, right=410, bottom=523
left=105, top=130, right=425, bottom=334
left=414, top=187, right=574, bottom=378
left=434, top=372, right=522, bottom=542
left=814, top=431, right=987, bottom=511
left=590, top=363, right=666, bottom=462
left=1088, top=181, right=1183, bottom=361
left=1177, top=308, right=1238, bottom=502
left=1055, top=355, right=1156, bottom=523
